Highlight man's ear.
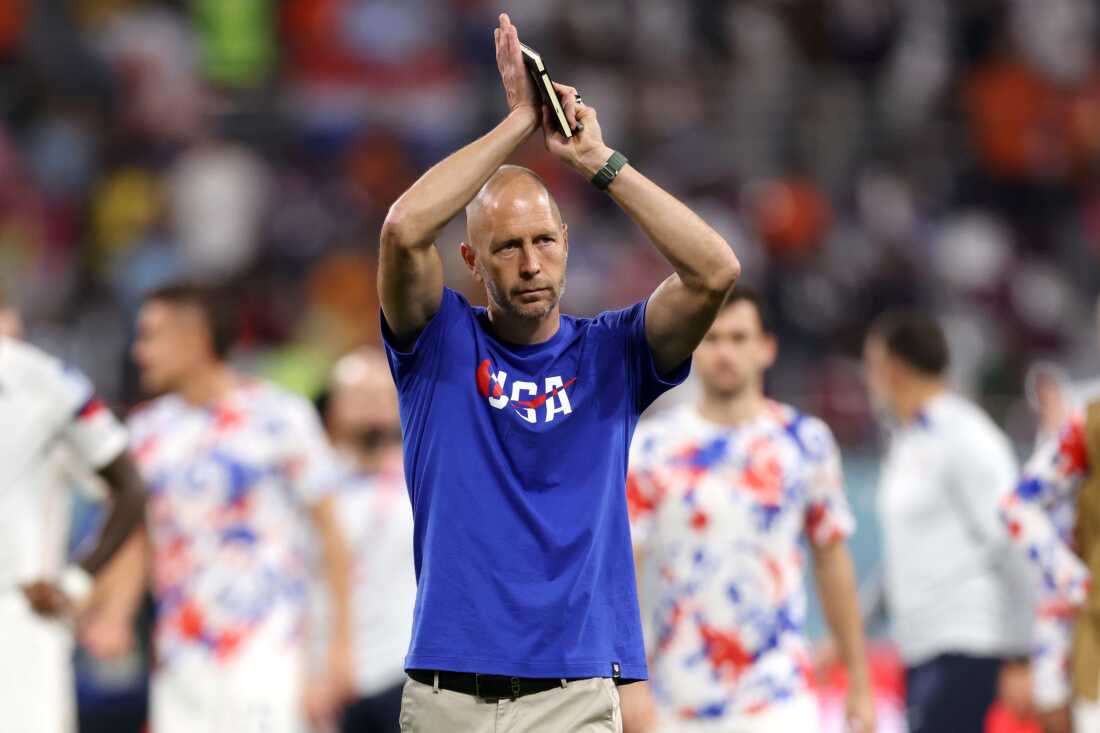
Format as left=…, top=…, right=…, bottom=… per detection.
left=459, top=242, right=481, bottom=283
left=761, top=334, right=778, bottom=370
left=561, top=223, right=569, bottom=257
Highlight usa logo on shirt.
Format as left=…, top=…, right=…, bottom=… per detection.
left=476, top=359, right=575, bottom=424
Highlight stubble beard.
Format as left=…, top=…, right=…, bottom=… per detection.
left=485, top=271, right=567, bottom=322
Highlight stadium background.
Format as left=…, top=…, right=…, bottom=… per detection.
left=3, top=1, right=1100, bottom=731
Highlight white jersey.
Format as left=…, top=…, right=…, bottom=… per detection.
left=0, top=337, right=128, bottom=733
left=0, top=337, right=128, bottom=589
left=128, top=380, right=338, bottom=671
left=311, top=450, right=416, bottom=697
left=878, top=392, right=1032, bottom=665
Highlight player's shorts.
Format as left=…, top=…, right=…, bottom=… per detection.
left=658, top=693, right=819, bottom=733
left=0, top=591, right=75, bottom=733
left=151, top=628, right=305, bottom=733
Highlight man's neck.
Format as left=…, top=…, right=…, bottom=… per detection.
left=897, top=379, right=947, bottom=424
left=178, top=363, right=238, bottom=406
left=696, top=387, right=767, bottom=427
left=486, top=305, right=562, bottom=345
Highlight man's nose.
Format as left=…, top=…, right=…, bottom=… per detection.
left=519, top=243, right=541, bottom=278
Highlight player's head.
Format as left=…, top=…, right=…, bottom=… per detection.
left=325, top=346, right=401, bottom=457
left=461, top=165, right=568, bottom=322
left=863, top=310, right=949, bottom=418
left=694, top=288, right=777, bottom=400
left=132, top=281, right=238, bottom=395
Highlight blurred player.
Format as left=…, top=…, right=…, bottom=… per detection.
left=625, top=289, right=874, bottom=733
left=864, top=310, right=1033, bottom=733
left=312, top=347, right=416, bottom=733
left=0, top=299, right=146, bottom=733
left=89, top=281, right=353, bottom=733
left=1001, top=297, right=1100, bottom=733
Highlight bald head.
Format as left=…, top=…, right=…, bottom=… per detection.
left=465, top=165, right=562, bottom=248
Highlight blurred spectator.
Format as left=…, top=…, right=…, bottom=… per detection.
left=311, top=347, right=415, bottom=733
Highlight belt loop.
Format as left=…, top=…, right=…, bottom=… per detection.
left=560, top=678, right=567, bottom=688
left=433, top=671, right=440, bottom=694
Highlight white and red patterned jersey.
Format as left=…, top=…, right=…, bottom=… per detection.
left=627, top=401, right=854, bottom=721
left=127, top=379, right=338, bottom=667
left=0, top=337, right=128, bottom=590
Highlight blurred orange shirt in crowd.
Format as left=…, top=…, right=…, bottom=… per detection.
left=0, top=0, right=25, bottom=56
left=967, top=59, right=1100, bottom=183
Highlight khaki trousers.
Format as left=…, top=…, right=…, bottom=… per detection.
left=399, top=675, right=623, bottom=733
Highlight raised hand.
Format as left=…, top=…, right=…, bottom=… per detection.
left=494, top=14, right=538, bottom=118
left=541, top=83, right=615, bottom=178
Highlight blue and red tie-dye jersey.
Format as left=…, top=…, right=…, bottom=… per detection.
left=1001, top=413, right=1091, bottom=607
left=127, top=380, right=339, bottom=667
left=627, top=401, right=854, bottom=721
left=1001, top=412, right=1092, bottom=708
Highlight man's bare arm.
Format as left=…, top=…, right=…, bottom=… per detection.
left=540, top=103, right=740, bottom=374
left=379, top=13, right=539, bottom=344
left=82, top=453, right=146, bottom=576
left=309, top=496, right=355, bottom=705
left=812, top=539, right=876, bottom=731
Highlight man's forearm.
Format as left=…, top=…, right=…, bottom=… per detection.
left=586, top=153, right=737, bottom=294
left=383, top=107, right=539, bottom=248
left=814, top=542, right=871, bottom=690
left=81, top=454, right=146, bottom=577
left=313, top=501, right=353, bottom=658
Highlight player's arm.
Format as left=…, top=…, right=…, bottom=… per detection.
left=308, top=495, right=355, bottom=707
left=21, top=456, right=145, bottom=617
left=539, top=100, right=740, bottom=374
left=379, top=13, right=540, bottom=344
left=80, top=530, right=149, bottom=659
left=81, top=454, right=146, bottom=575
left=811, top=539, right=875, bottom=732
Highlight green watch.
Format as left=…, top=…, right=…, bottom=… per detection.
left=591, top=150, right=628, bottom=191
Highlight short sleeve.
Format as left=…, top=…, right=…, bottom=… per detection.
left=283, top=397, right=341, bottom=507
left=627, top=421, right=666, bottom=549
left=380, top=288, right=466, bottom=388
left=599, top=299, right=691, bottom=414
left=55, top=365, right=128, bottom=471
left=798, top=416, right=855, bottom=547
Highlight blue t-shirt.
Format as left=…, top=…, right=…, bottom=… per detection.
left=381, top=288, right=689, bottom=679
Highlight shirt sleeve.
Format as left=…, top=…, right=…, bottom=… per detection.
left=283, top=397, right=341, bottom=507
left=798, top=416, right=856, bottom=547
left=599, top=299, right=692, bottom=414
left=54, top=364, right=128, bottom=471
left=1001, top=415, right=1090, bottom=606
left=380, top=287, right=465, bottom=390
left=627, top=421, right=665, bottom=549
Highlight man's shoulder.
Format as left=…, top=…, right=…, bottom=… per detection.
left=127, top=394, right=183, bottom=430
left=764, top=401, right=838, bottom=458
left=579, top=300, right=647, bottom=331
left=1, top=337, right=64, bottom=383
left=934, top=393, right=1015, bottom=459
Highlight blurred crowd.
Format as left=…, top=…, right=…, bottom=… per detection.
left=3, top=0, right=1100, bottom=448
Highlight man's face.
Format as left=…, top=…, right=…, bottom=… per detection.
left=462, top=179, right=568, bottom=322
left=329, top=356, right=401, bottom=452
left=862, top=336, right=900, bottom=418
left=131, top=301, right=211, bottom=395
left=693, top=302, right=776, bottom=399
